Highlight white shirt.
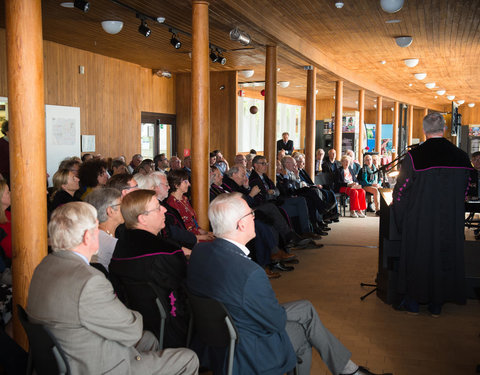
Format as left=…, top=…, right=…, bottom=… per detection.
left=223, top=238, right=250, bottom=257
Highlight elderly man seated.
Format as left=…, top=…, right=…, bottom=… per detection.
left=27, top=202, right=198, bottom=374
left=109, top=190, right=191, bottom=348
left=187, top=193, right=390, bottom=375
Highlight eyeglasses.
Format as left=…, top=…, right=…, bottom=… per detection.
left=142, top=206, right=162, bottom=215
left=257, top=162, right=269, bottom=166
left=236, top=210, right=255, bottom=229
left=110, top=203, right=121, bottom=209
left=124, top=184, right=139, bottom=190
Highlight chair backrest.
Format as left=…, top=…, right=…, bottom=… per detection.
left=315, top=171, right=334, bottom=188
left=17, top=305, right=70, bottom=375
left=187, top=290, right=238, bottom=375
left=112, top=279, right=167, bottom=349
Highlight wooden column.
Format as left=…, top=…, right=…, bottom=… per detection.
left=407, top=105, right=414, bottom=146
left=421, top=108, right=428, bottom=142
left=357, top=89, right=365, bottom=161
left=5, top=0, right=47, bottom=349
left=375, top=96, right=383, bottom=154
left=392, top=102, right=399, bottom=161
left=334, top=80, right=343, bottom=160
left=264, top=46, right=277, bottom=180
left=191, top=0, right=210, bottom=229
left=305, top=67, right=316, bottom=178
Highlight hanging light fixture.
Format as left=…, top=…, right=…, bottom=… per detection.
left=138, top=20, right=151, bottom=37
left=380, top=0, right=404, bottom=13
left=101, top=21, right=124, bottom=35
left=446, top=95, right=455, bottom=100
left=240, top=70, right=254, bottom=78
left=425, top=82, right=436, bottom=89
left=456, top=100, right=465, bottom=105
left=403, top=58, right=419, bottom=67
left=414, top=73, right=427, bottom=80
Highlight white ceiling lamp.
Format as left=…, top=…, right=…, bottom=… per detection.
left=403, top=58, right=419, bottom=67
left=446, top=95, right=455, bottom=100
left=436, top=89, right=446, bottom=95
left=456, top=100, right=465, bottom=105
left=278, top=81, right=290, bottom=88
left=414, top=73, right=427, bottom=80
left=101, top=21, right=124, bottom=34
left=468, top=103, right=475, bottom=108
left=240, top=70, right=254, bottom=78
left=395, top=36, right=413, bottom=47
left=425, top=82, right=436, bottom=89
left=380, top=0, right=404, bottom=13
left=335, top=1, right=344, bottom=8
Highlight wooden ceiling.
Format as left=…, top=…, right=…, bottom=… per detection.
left=3, top=0, right=480, bottom=110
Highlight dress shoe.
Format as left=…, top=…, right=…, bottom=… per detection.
left=264, top=268, right=281, bottom=279
left=375, top=210, right=381, bottom=216
left=332, top=217, right=340, bottom=222
left=366, top=203, right=375, bottom=212
left=321, top=226, right=331, bottom=231
left=301, top=232, right=321, bottom=239
left=290, top=237, right=311, bottom=247
left=282, top=258, right=299, bottom=264
left=341, top=366, right=393, bottom=375
left=314, top=228, right=329, bottom=236
left=270, top=262, right=294, bottom=272
left=271, top=249, right=297, bottom=262
left=323, top=219, right=333, bottom=224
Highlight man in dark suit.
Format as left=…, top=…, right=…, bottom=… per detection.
left=187, top=193, right=389, bottom=375
left=277, top=131, right=294, bottom=155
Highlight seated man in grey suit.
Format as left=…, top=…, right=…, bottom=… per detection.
left=187, top=193, right=390, bottom=375
left=27, top=202, right=199, bottom=375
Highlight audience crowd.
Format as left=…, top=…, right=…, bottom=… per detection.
left=2, top=130, right=477, bottom=374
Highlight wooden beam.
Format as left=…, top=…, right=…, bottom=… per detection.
left=191, top=0, right=210, bottom=229
left=5, top=0, right=47, bottom=350
left=357, top=89, right=365, bottom=161
left=376, top=96, right=383, bottom=153
left=392, top=102, right=399, bottom=161
left=305, top=67, right=316, bottom=177
left=334, top=80, right=343, bottom=160
left=264, top=45, right=277, bottom=180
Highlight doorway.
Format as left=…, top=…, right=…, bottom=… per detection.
left=140, top=112, right=176, bottom=159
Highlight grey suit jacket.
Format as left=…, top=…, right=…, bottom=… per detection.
left=27, top=250, right=158, bottom=374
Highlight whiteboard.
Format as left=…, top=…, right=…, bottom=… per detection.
left=45, top=105, right=81, bottom=187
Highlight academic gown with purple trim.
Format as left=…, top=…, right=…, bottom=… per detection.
left=392, top=137, right=473, bottom=305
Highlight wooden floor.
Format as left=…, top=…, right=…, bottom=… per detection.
left=272, top=213, right=480, bottom=375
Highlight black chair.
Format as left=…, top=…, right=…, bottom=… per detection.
left=113, top=279, right=168, bottom=349
left=186, top=291, right=238, bottom=375
left=315, top=172, right=349, bottom=216
left=17, top=304, right=70, bottom=375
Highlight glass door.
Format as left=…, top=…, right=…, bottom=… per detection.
left=141, top=112, right=176, bottom=158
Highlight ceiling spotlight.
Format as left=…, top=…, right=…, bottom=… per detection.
left=457, top=100, right=465, bottom=105
left=240, top=70, right=254, bottom=78
left=414, top=73, right=427, bottom=80
left=436, top=89, right=446, bottom=95
left=395, top=36, right=413, bottom=47
left=335, top=1, right=344, bottom=8
left=408, top=83, right=412, bottom=87
left=101, top=21, right=124, bottom=35
left=209, top=50, right=219, bottom=63
left=138, top=20, right=151, bottom=37
left=278, top=81, right=290, bottom=88
left=468, top=103, right=475, bottom=108
left=153, top=69, right=172, bottom=78
left=434, top=96, right=438, bottom=99
left=217, top=54, right=227, bottom=65
left=447, top=95, right=455, bottom=100
left=425, top=82, right=436, bottom=89
left=404, top=58, right=419, bottom=67
left=380, top=0, right=404, bottom=13
left=170, top=34, right=181, bottom=49
left=229, top=28, right=251, bottom=46
left=73, top=0, right=89, bottom=12
left=380, top=60, right=386, bottom=64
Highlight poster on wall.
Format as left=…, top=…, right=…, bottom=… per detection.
left=46, top=105, right=81, bottom=187
left=365, top=123, right=393, bottom=154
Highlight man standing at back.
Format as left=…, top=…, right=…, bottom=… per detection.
left=392, top=112, right=473, bottom=316
left=27, top=202, right=198, bottom=374
left=187, top=193, right=389, bottom=375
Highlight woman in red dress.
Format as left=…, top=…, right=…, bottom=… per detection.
left=166, top=169, right=214, bottom=241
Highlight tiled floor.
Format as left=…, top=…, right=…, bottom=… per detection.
left=272, top=213, right=480, bottom=375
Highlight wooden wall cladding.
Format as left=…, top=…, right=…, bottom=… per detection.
left=175, top=71, right=238, bottom=166
left=460, top=105, right=480, bottom=125
left=0, top=28, right=175, bottom=160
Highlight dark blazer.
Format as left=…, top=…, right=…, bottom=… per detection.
left=161, top=200, right=197, bottom=249
left=248, top=169, right=278, bottom=205
left=298, top=168, right=315, bottom=186
left=221, top=175, right=255, bottom=207
left=187, top=238, right=297, bottom=375
left=277, top=139, right=294, bottom=155
left=322, top=159, right=341, bottom=176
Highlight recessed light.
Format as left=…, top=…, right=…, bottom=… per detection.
left=60, top=2, right=74, bottom=7
left=380, top=60, right=386, bottom=64
left=434, top=96, right=438, bottom=99
left=408, top=83, right=413, bottom=87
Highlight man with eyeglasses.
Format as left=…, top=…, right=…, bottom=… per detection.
left=28, top=202, right=199, bottom=374
left=154, top=153, right=170, bottom=172
left=188, top=193, right=389, bottom=375
left=110, top=189, right=192, bottom=348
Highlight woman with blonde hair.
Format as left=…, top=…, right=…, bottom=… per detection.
left=50, top=168, right=81, bottom=211
left=335, top=155, right=367, bottom=218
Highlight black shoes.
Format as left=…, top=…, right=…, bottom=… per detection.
left=270, top=262, right=295, bottom=272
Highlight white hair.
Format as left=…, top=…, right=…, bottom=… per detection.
left=49, top=202, right=97, bottom=251
left=150, top=171, right=167, bottom=187
left=134, top=173, right=155, bottom=189
left=208, top=192, right=248, bottom=237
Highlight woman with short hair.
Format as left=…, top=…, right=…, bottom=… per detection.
left=78, top=159, right=108, bottom=199
left=50, top=168, right=81, bottom=211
